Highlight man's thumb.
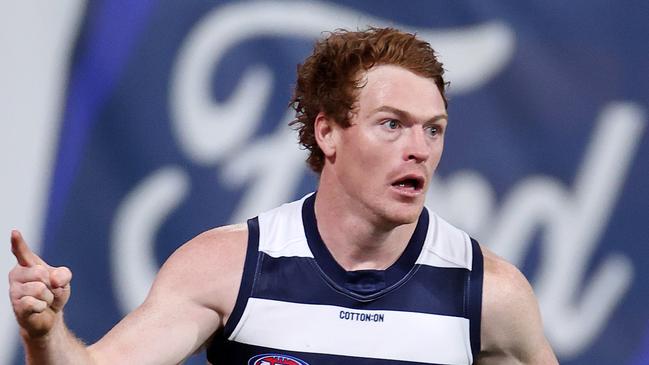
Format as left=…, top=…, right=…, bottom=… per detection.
left=50, top=267, right=72, bottom=312
left=50, top=266, right=72, bottom=289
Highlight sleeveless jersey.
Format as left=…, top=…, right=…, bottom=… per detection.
left=207, top=193, right=483, bottom=365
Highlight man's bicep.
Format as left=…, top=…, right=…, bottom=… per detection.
left=478, top=247, right=558, bottom=364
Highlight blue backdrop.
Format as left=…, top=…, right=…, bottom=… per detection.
left=15, top=1, right=649, bottom=364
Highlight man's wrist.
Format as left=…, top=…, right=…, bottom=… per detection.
left=19, top=313, right=65, bottom=346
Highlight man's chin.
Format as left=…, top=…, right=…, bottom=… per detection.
left=381, top=203, right=424, bottom=226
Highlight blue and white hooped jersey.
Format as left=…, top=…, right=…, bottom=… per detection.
left=207, top=193, right=483, bottom=365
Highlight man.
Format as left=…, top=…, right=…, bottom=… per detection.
left=9, top=27, right=558, bottom=364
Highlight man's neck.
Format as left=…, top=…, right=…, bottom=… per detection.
left=313, top=184, right=419, bottom=272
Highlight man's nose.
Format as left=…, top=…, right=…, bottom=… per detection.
left=405, top=126, right=430, bottom=162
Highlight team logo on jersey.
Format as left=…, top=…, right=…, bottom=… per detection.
left=248, top=353, right=309, bottom=365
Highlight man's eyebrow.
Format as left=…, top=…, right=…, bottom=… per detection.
left=370, top=105, right=448, bottom=123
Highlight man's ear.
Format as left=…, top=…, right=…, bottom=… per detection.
left=314, top=112, right=338, bottom=158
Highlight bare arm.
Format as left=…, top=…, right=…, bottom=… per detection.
left=9, top=225, right=247, bottom=365
left=89, top=225, right=246, bottom=364
left=476, top=246, right=558, bottom=365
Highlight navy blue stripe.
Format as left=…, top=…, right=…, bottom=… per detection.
left=467, top=239, right=484, bottom=360
left=209, top=341, right=451, bottom=365
left=252, top=254, right=468, bottom=317
left=222, top=217, right=261, bottom=337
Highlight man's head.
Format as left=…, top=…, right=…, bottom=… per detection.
left=290, top=27, right=448, bottom=173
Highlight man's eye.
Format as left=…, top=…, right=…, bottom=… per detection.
left=384, top=119, right=400, bottom=129
left=426, top=125, right=442, bottom=136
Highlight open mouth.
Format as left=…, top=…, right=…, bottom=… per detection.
left=391, top=176, right=424, bottom=191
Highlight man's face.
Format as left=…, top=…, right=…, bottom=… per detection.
left=326, top=64, right=447, bottom=226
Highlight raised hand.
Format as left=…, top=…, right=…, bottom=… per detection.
left=9, top=230, right=72, bottom=338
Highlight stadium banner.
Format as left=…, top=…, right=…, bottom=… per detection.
left=5, top=1, right=649, bottom=364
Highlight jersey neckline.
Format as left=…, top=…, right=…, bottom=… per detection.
left=301, top=193, right=429, bottom=300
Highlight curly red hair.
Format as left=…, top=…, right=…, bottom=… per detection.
left=289, top=27, right=448, bottom=173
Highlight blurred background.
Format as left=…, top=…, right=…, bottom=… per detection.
left=1, top=1, right=648, bottom=364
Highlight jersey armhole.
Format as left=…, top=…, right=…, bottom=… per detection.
left=222, top=217, right=261, bottom=337
left=468, top=238, right=484, bottom=360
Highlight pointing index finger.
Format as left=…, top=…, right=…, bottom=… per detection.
left=10, top=230, right=43, bottom=267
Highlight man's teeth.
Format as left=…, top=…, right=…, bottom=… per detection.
left=397, top=181, right=415, bottom=189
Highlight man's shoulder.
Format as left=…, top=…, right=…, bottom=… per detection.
left=190, top=223, right=249, bottom=250
left=152, top=223, right=249, bottom=313
left=168, top=223, right=249, bottom=275
left=481, top=246, right=529, bottom=290
left=481, top=245, right=536, bottom=322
